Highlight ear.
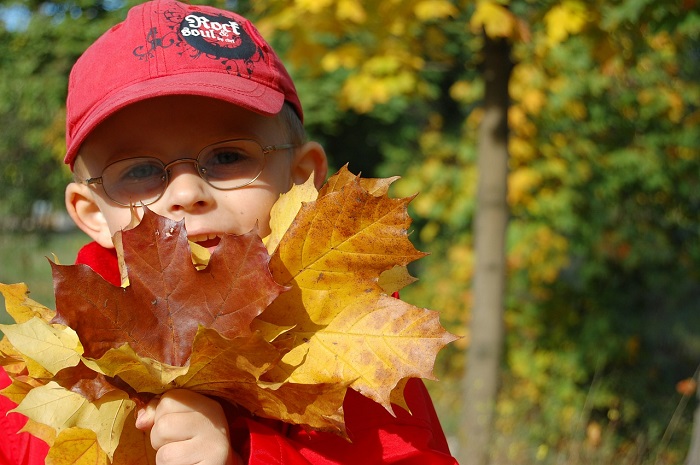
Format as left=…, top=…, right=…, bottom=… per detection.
left=291, top=141, right=328, bottom=189
left=65, top=182, right=115, bottom=249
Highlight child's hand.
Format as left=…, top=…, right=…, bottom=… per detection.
left=135, top=389, right=243, bottom=465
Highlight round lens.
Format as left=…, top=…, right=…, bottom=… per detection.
left=101, top=158, right=166, bottom=205
left=198, top=140, right=264, bottom=189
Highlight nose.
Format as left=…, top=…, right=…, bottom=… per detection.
left=159, top=160, right=214, bottom=212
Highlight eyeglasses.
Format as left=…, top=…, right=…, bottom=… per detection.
left=82, top=139, right=295, bottom=206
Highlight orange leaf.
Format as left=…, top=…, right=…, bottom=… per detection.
left=262, top=171, right=457, bottom=410
left=677, top=378, right=697, bottom=397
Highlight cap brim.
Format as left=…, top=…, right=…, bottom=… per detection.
left=65, top=72, right=285, bottom=166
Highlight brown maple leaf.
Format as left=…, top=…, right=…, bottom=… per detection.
left=51, top=208, right=286, bottom=366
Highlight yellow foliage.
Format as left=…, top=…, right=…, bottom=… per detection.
left=320, top=44, right=365, bottom=72
left=341, top=69, right=419, bottom=112
left=547, top=75, right=568, bottom=94
left=638, top=87, right=685, bottom=122
left=509, top=106, right=537, bottom=139
left=414, top=0, right=459, bottom=21
left=508, top=105, right=526, bottom=130
left=510, top=225, right=569, bottom=285
left=387, top=16, right=407, bottom=36
left=364, top=54, right=402, bottom=75
left=336, top=0, right=366, bottom=23
left=419, top=128, right=444, bottom=151
left=294, top=0, right=333, bottom=15
left=335, top=48, right=424, bottom=112
left=521, top=89, right=547, bottom=116
left=341, top=75, right=390, bottom=112
left=664, top=88, right=684, bottom=123
left=509, top=137, right=537, bottom=163
left=637, top=88, right=655, bottom=106
left=466, top=107, right=484, bottom=131
left=565, top=100, right=588, bottom=121
left=544, top=0, right=588, bottom=46
left=551, top=133, right=568, bottom=149
left=470, top=0, right=518, bottom=39
left=508, top=167, right=542, bottom=207
left=621, top=104, right=638, bottom=120
left=450, top=80, right=483, bottom=105
left=447, top=243, right=474, bottom=284
left=419, top=221, right=441, bottom=243
left=648, top=31, right=676, bottom=52
left=253, top=0, right=445, bottom=114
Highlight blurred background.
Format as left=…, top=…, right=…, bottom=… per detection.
left=0, top=0, right=698, bottom=464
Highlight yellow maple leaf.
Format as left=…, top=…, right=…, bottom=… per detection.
left=278, top=293, right=455, bottom=412
left=0, top=282, right=55, bottom=323
left=265, top=173, right=319, bottom=254
left=13, top=382, right=134, bottom=461
left=320, top=164, right=400, bottom=197
left=47, top=428, right=110, bottom=465
left=1, top=376, right=35, bottom=405
left=82, top=344, right=188, bottom=394
left=0, top=318, right=83, bottom=376
left=378, top=265, right=418, bottom=295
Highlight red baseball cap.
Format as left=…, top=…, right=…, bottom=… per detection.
left=65, top=0, right=302, bottom=168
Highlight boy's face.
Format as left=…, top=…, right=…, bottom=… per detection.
left=67, top=95, right=326, bottom=251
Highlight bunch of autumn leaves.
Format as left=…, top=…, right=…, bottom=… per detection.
left=0, top=167, right=457, bottom=464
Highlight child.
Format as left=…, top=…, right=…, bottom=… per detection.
left=0, top=1, right=457, bottom=463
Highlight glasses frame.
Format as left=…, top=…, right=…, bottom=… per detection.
left=82, top=139, right=296, bottom=207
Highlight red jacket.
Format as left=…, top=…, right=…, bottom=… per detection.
left=0, top=242, right=456, bottom=464
left=0, top=368, right=50, bottom=465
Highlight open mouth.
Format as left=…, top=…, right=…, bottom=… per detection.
left=189, top=233, right=222, bottom=252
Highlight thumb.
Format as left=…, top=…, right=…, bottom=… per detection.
left=134, top=397, right=158, bottom=431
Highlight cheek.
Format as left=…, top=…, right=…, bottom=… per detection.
left=99, top=203, right=141, bottom=236
left=235, top=190, right=280, bottom=236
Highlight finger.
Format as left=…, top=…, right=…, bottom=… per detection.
left=135, top=397, right=159, bottom=431
left=153, top=390, right=228, bottom=429
left=154, top=439, right=240, bottom=465
left=149, top=391, right=229, bottom=449
left=150, top=406, right=225, bottom=449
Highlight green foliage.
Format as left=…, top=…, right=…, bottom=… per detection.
left=0, top=0, right=136, bottom=221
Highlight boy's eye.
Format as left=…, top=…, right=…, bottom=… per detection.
left=120, top=162, right=164, bottom=183
left=209, top=149, right=248, bottom=166
left=200, top=145, right=261, bottom=180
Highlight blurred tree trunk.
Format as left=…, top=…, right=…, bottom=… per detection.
left=458, top=33, right=513, bottom=465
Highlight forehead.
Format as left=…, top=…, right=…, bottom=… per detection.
left=75, top=95, right=284, bottom=173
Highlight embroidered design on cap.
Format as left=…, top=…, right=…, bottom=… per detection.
left=133, top=4, right=264, bottom=77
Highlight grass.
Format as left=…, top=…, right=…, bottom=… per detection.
left=0, top=229, right=89, bottom=324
